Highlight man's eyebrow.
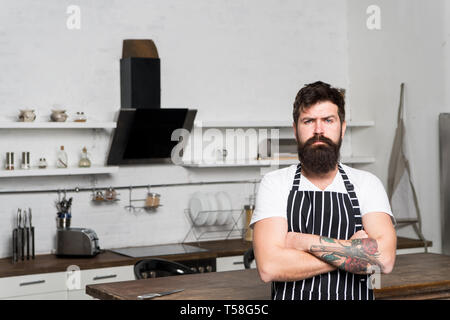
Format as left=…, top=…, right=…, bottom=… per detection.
left=300, top=115, right=337, bottom=121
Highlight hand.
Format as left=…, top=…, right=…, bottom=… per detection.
left=350, top=230, right=369, bottom=240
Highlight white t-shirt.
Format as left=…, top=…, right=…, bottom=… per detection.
left=250, top=163, right=394, bottom=228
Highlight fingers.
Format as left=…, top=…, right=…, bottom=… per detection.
left=350, top=230, right=368, bottom=239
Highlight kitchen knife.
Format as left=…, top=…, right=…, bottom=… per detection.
left=29, top=208, right=35, bottom=259
left=16, top=209, right=23, bottom=261
left=20, top=209, right=25, bottom=261
left=137, top=289, right=184, bottom=300
left=12, top=227, right=17, bottom=263
left=25, top=208, right=30, bottom=260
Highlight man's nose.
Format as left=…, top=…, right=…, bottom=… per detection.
left=313, top=121, right=324, bottom=135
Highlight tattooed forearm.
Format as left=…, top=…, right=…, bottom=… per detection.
left=309, top=237, right=383, bottom=274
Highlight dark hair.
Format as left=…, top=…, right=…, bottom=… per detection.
left=293, top=81, right=345, bottom=124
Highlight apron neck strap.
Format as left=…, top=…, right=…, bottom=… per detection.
left=291, top=162, right=355, bottom=193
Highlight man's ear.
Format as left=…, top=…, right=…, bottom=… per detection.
left=293, top=121, right=298, bottom=142
left=341, top=120, right=347, bottom=139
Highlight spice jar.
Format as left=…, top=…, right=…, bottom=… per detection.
left=38, top=158, right=48, bottom=169
left=78, top=147, right=91, bottom=168
left=5, top=152, right=14, bottom=170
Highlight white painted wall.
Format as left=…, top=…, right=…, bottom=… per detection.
left=0, top=0, right=349, bottom=258
left=347, top=0, right=446, bottom=253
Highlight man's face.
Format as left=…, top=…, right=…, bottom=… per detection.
left=293, top=101, right=346, bottom=174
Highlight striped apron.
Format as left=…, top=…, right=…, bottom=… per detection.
left=272, top=163, right=374, bottom=300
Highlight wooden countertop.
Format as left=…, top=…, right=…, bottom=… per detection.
left=86, top=253, right=450, bottom=300
left=0, top=237, right=430, bottom=278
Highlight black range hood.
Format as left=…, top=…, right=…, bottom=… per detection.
left=107, top=40, right=197, bottom=165
left=107, top=108, right=196, bottom=165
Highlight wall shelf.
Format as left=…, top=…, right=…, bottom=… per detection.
left=181, top=156, right=375, bottom=168
left=0, top=122, right=116, bottom=129
left=0, top=166, right=119, bottom=178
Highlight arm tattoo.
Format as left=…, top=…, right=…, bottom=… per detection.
left=309, top=236, right=382, bottom=274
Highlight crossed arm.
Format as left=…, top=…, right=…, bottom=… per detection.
left=253, top=212, right=396, bottom=283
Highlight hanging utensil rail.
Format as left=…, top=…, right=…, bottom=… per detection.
left=0, top=179, right=260, bottom=195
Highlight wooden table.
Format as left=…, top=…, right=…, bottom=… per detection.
left=86, top=253, right=450, bottom=300
left=0, top=237, right=428, bottom=278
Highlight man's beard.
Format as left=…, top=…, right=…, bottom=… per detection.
left=297, top=133, right=342, bottom=174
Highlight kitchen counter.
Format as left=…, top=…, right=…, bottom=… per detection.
left=86, top=253, right=450, bottom=300
left=0, top=239, right=252, bottom=278
left=0, top=237, right=431, bottom=278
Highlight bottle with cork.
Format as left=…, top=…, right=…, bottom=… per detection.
left=78, top=146, right=91, bottom=168
left=56, top=146, right=68, bottom=168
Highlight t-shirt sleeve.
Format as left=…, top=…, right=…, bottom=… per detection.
left=358, top=172, right=394, bottom=222
left=250, top=172, right=287, bottom=229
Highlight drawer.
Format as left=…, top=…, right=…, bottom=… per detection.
left=79, top=265, right=134, bottom=288
left=216, top=255, right=257, bottom=272
left=4, top=291, right=67, bottom=300
left=0, top=272, right=66, bottom=299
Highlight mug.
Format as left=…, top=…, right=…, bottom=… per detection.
left=145, top=193, right=160, bottom=208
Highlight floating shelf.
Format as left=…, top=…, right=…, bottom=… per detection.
left=181, top=157, right=375, bottom=168
left=0, top=122, right=116, bottom=129
left=0, top=166, right=119, bottom=178
left=194, top=120, right=374, bottom=128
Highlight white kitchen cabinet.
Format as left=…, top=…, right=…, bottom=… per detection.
left=0, top=265, right=134, bottom=300
left=4, top=291, right=67, bottom=300
left=216, top=255, right=256, bottom=272
left=0, top=271, right=67, bottom=300
left=67, top=265, right=135, bottom=300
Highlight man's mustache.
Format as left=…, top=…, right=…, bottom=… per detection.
left=303, top=134, right=336, bottom=148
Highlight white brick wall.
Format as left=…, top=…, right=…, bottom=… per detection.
left=0, top=0, right=349, bottom=258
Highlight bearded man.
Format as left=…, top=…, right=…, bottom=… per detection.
left=251, top=81, right=397, bottom=300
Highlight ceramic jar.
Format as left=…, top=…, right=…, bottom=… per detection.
left=18, top=110, right=36, bottom=122
left=50, top=110, right=68, bottom=122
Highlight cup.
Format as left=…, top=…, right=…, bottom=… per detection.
left=56, top=217, right=71, bottom=229
left=145, top=192, right=160, bottom=208
left=104, top=187, right=117, bottom=201
left=5, top=152, right=14, bottom=170
left=21, top=152, right=30, bottom=170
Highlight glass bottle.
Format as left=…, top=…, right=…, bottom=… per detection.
left=78, top=147, right=91, bottom=168
left=56, top=146, right=68, bottom=168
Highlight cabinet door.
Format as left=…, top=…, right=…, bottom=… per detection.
left=216, top=255, right=256, bottom=272
left=66, top=265, right=134, bottom=300
left=80, top=265, right=134, bottom=287
left=0, top=272, right=66, bottom=299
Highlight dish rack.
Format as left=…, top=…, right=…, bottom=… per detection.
left=182, top=208, right=246, bottom=243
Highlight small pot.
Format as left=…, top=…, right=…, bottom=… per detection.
left=50, top=110, right=68, bottom=122
left=19, top=109, right=36, bottom=122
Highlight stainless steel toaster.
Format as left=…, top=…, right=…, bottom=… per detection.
left=56, top=227, right=101, bottom=257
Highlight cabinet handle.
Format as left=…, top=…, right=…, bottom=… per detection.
left=93, top=274, right=117, bottom=281
left=233, top=261, right=244, bottom=265
left=20, top=279, right=45, bottom=286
